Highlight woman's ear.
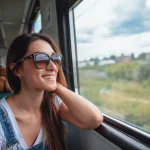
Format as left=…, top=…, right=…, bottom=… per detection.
left=10, top=63, right=15, bottom=71
left=10, top=63, right=21, bottom=77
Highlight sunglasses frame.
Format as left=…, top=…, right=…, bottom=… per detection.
left=13, top=52, right=62, bottom=72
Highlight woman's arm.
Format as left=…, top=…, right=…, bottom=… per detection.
left=55, top=83, right=103, bottom=129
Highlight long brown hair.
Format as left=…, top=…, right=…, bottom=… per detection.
left=0, top=67, right=12, bottom=92
left=6, top=33, right=68, bottom=150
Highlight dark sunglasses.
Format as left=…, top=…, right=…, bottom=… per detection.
left=13, top=52, right=62, bottom=71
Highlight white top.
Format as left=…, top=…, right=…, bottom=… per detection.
left=0, top=96, right=63, bottom=150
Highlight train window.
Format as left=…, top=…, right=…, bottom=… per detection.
left=73, top=0, right=150, bottom=133
left=32, top=11, right=42, bottom=33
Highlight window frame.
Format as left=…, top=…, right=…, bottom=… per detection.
left=56, top=0, right=150, bottom=149
left=101, top=114, right=150, bottom=147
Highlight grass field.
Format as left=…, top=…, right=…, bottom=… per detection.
left=79, top=68, right=150, bottom=132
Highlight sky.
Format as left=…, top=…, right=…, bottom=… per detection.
left=74, top=0, right=150, bottom=61
left=33, top=13, right=42, bottom=33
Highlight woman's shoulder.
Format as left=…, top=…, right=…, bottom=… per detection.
left=0, top=97, right=6, bottom=108
left=54, top=95, right=63, bottom=108
left=0, top=99, right=11, bottom=146
left=0, top=97, right=9, bottom=119
left=0, top=97, right=11, bottom=122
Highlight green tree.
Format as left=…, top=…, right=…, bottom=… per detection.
left=131, top=53, right=135, bottom=60
left=138, top=53, right=146, bottom=60
left=109, top=55, right=116, bottom=60
left=139, top=62, right=150, bottom=80
left=90, top=57, right=99, bottom=65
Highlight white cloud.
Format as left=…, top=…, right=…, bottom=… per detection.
left=146, top=0, right=150, bottom=8
left=92, top=26, right=110, bottom=38
left=75, top=0, right=117, bottom=30
left=74, top=0, right=150, bottom=61
left=77, top=31, right=150, bottom=61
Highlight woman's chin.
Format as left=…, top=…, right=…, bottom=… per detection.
left=45, top=84, right=57, bottom=92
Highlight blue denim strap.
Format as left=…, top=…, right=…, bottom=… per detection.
left=0, top=105, right=18, bottom=147
left=27, top=142, right=48, bottom=150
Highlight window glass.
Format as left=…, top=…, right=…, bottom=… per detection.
left=33, top=11, right=42, bottom=33
left=74, top=0, right=150, bottom=132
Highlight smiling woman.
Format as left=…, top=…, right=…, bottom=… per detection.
left=0, top=33, right=103, bottom=150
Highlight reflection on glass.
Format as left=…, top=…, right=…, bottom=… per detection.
left=33, top=12, right=42, bottom=33
left=74, top=0, right=150, bottom=132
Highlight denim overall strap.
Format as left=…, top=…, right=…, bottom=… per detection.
left=27, top=142, right=48, bottom=150
left=0, top=105, right=18, bottom=148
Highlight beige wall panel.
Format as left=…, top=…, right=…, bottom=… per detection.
left=40, top=0, right=59, bottom=45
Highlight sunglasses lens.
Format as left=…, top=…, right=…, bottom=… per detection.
left=35, top=53, right=62, bottom=69
left=35, top=54, right=49, bottom=69
left=51, top=54, right=62, bottom=68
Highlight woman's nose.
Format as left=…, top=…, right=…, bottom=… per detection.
left=46, top=60, right=57, bottom=71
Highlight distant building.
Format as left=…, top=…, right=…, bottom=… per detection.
left=116, top=54, right=131, bottom=63
left=78, top=60, right=95, bottom=67
left=99, top=59, right=115, bottom=66
left=78, top=61, right=87, bottom=67
left=87, top=60, right=95, bottom=66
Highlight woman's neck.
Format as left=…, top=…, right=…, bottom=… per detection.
left=13, top=89, right=44, bottom=113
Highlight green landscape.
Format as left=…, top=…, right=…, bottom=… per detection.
left=79, top=60, right=150, bottom=132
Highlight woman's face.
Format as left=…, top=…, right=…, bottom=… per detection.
left=18, top=39, right=58, bottom=92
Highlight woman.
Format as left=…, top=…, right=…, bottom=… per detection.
left=0, top=33, right=103, bottom=150
left=0, top=66, right=12, bottom=99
